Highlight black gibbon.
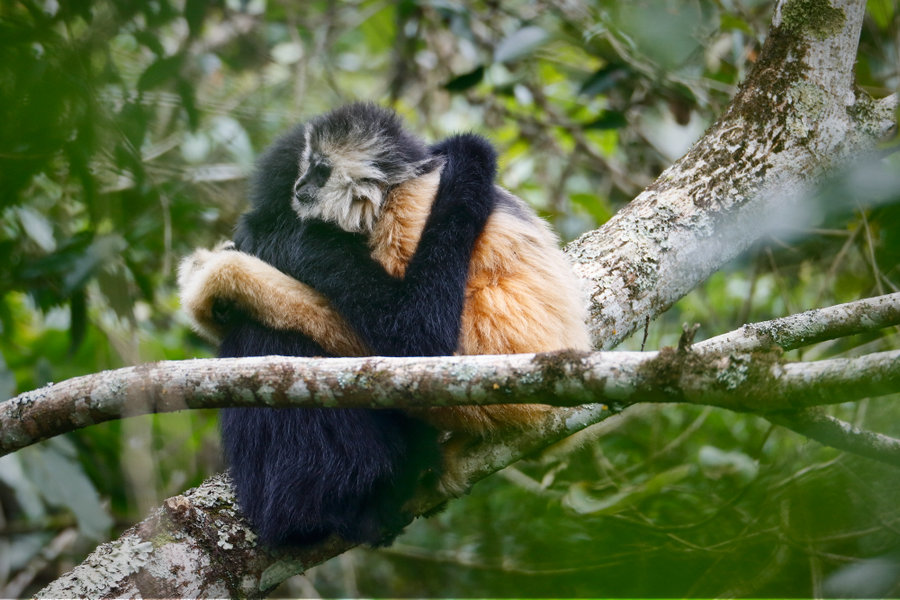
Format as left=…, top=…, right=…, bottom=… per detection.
left=179, top=104, right=499, bottom=546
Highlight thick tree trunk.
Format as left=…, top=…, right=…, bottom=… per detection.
left=566, top=0, right=896, bottom=349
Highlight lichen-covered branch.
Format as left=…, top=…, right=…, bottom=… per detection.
left=33, top=345, right=900, bottom=598
left=697, top=292, right=900, bottom=464
left=5, top=345, right=898, bottom=457
left=765, top=409, right=900, bottom=468
left=35, top=473, right=355, bottom=599
left=9, top=292, right=896, bottom=457
left=565, top=0, right=896, bottom=349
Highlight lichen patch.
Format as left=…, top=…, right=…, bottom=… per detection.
left=781, top=0, right=845, bottom=40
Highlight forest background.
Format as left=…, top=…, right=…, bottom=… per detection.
left=1, top=0, right=899, bottom=597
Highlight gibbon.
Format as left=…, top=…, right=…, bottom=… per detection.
left=180, top=102, right=592, bottom=544
left=180, top=104, right=499, bottom=546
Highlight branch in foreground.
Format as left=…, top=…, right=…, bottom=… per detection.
left=695, top=292, right=900, bottom=465
left=36, top=346, right=900, bottom=599
left=4, top=347, right=899, bottom=456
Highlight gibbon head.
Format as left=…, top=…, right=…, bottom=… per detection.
left=291, top=103, right=439, bottom=234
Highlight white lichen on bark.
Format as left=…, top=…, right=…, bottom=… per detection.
left=36, top=534, right=154, bottom=599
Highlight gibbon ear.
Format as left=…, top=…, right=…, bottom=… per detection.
left=414, top=156, right=445, bottom=176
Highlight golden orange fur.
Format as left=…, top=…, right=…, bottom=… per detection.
left=179, top=168, right=590, bottom=434
left=178, top=245, right=369, bottom=357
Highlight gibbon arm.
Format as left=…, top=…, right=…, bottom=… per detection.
left=178, top=247, right=369, bottom=356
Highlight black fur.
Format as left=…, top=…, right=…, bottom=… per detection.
left=217, top=106, right=497, bottom=546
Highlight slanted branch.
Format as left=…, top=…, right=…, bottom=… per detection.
left=565, top=0, right=897, bottom=349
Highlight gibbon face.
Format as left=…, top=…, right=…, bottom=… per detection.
left=291, top=103, right=438, bottom=234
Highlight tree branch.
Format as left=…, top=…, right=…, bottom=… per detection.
left=12, top=291, right=895, bottom=459
left=566, top=0, right=894, bottom=349
left=4, top=343, right=898, bottom=456
left=696, top=292, right=900, bottom=353
left=696, top=292, right=900, bottom=467
left=34, top=340, right=900, bottom=598
left=766, top=409, right=900, bottom=468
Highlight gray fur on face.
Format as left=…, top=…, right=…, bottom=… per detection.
left=290, top=103, right=434, bottom=234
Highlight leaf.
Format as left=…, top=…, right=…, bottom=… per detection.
left=118, top=101, right=148, bottom=150
left=720, top=13, right=753, bottom=34
left=176, top=77, right=200, bottom=130
left=493, top=26, right=549, bottom=64
left=16, top=206, right=56, bottom=252
left=867, top=0, right=894, bottom=30
left=570, top=192, right=613, bottom=225
left=563, top=464, right=693, bottom=515
left=184, top=0, right=207, bottom=38
left=444, top=65, right=484, bottom=92
left=5, top=533, right=53, bottom=572
left=19, top=438, right=113, bottom=540
left=578, top=65, right=629, bottom=97
left=62, top=234, right=127, bottom=294
left=0, top=453, right=47, bottom=521
left=68, top=288, right=87, bottom=352
left=0, top=351, right=15, bottom=402
left=133, top=30, right=165, bottom=56
left=583, top=111, right=627, bottom=130
left=137, top=53, right=185, bottom=91
left=97, top=266, right=136, bottom=325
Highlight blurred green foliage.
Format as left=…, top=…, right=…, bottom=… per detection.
left=0, top=0, right=898, bottom=596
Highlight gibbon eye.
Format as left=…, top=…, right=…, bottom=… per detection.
left=294, top=161, right=332, bottom=202
left=310, top=162, right=332, bottom=186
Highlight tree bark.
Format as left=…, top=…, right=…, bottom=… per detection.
left=31, top=0, right=899, bottom=597
left=4, top=294, right=899, bottom=456
left=565, top=0, right=897, bottom=349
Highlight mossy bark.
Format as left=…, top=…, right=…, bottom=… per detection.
left=566, top=0, right=896, bottom=350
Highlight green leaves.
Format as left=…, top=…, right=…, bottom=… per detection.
left=137, top=53, right=186, bottom=91
left=15, top=207, right=57, bottom=253
left=579, top=65, right=630, bottom=97
left=867, top=0, right=895, bottom=29
left=0, top=438, right=113, bottom=540
left=445, top=65, right=485, bottom=91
